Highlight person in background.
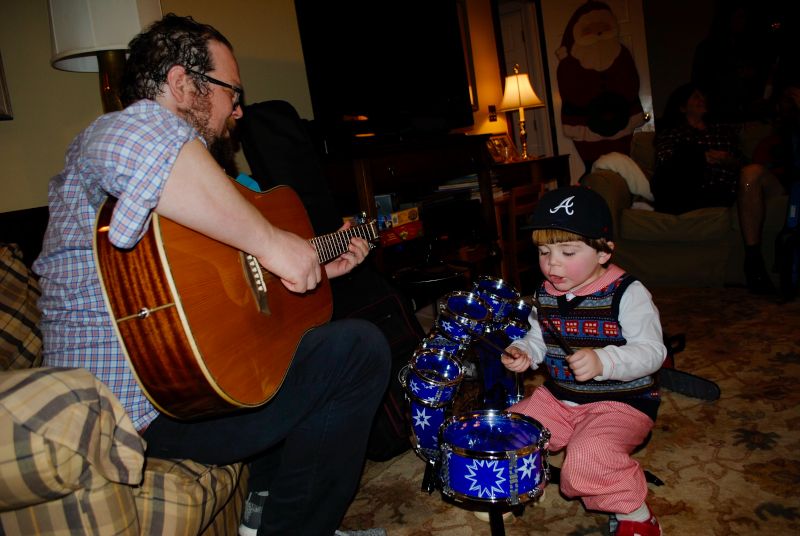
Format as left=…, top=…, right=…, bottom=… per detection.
left=501, top=187, right=666, bottom=536
left=32, top=14, right=389, bottom=536
left=652, top=83, right=785, bottom=293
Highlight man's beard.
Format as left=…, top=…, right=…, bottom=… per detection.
left=181, top=95, right=240, bottom=176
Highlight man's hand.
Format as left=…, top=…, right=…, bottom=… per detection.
left=256, top=227, right=321, bottom=294
left=324, top=221, right=371, bottom=279
left=565, top=349, right=603, bottom=382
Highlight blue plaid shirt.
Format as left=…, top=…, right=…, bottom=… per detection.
left=34, top=100, right=199, bottom=431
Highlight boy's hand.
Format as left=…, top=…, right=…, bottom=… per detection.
left=501, top=346, right=531, bottom=373
left=566, top=349, right=603, bottom=382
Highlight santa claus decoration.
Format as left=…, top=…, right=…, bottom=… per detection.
left=556, top=1, right=646, bottom=170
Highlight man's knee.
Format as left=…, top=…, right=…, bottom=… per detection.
left=333, top=318, right=391, bottom=378
left=740, top=163, right=766, bottom=189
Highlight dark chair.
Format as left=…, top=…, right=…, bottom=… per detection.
left=497, top=184, right=541, bottom=294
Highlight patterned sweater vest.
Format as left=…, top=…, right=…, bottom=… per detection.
left=538, top=273, right=660, bottom=420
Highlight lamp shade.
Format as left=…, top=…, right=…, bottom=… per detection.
left=48, top=0, right=162, bottom=72
left=498, top=71, right=544, bottom=112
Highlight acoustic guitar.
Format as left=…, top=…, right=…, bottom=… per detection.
left=94, top=183, right=378, bottom=420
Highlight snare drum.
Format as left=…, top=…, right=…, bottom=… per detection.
left=404, top=348, right=464, bottom=407
left=435, top=291, right=492, bottom=344
left=440, top=410, right=549, bottom=505
left=472, top=276, right=520, bottom=323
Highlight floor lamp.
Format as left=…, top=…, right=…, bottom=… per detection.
left=47, top=0, right=162, bottom=113
left=499, top=64, right=544, bottom=160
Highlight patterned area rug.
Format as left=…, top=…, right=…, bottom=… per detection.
left=341, top=287, right=800, bottom=535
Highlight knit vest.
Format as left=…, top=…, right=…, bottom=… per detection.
left=538, top=273, right=660, bottom=420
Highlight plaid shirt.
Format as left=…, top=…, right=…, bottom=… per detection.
left=33, top=100, right=199, bottom=431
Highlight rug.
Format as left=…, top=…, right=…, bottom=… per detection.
left=341, top=287, right=800, bottom=535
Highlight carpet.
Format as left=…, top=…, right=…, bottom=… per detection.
left=341, top=287, right=800, bottom=535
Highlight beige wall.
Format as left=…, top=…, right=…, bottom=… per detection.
left=0, top=0, right=504, bottom=212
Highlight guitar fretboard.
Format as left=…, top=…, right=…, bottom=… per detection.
left=310, top=221, right=379, bottom=264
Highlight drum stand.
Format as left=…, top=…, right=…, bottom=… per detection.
left=488, top=508, right=513, bottom=536
left=421, top=459, right=439, bottom=494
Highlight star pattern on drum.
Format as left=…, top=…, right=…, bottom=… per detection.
left=465, top=459, right=506, bottom=499
left=413, top=407, right=432, bottom=429
left=520, top=453, right=540, bottom=484
left=440, top=319, right=458, bottom=337
left=409, top=379, right=421, bottom=395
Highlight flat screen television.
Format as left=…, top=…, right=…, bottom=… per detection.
left=294, top=0, right=474, bottom=155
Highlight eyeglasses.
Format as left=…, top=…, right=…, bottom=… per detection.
left=185, top=68, right=243, bottom=109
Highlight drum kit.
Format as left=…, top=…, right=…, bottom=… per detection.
left=399, top=275, right=551, bottom=534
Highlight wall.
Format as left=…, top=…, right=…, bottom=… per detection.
left=0, top=0, right=504, bottom=213
left=643, top=0, right=716, bottom=120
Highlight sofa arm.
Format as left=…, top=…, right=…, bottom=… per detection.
left=0, top=367, right=145, bottom=511
left=580, top=169, right=633, bottom=239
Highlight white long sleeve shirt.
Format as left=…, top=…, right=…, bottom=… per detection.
left=510, top=279, right=667, bottom=382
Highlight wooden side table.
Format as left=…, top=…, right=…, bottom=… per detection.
left=488, top=155, right=570, bottom=292
left=489, top=154, right=571, bottom=191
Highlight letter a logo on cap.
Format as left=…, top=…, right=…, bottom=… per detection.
left=550, top=195, right=575, bottom=215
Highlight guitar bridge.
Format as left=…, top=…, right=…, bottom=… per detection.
left=240, top=252, right=270, bottom=315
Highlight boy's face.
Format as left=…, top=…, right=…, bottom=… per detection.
left=537, top=240, right=613, bottom=293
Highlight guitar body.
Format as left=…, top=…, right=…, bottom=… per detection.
left=94, top=184, right=333, bottom=420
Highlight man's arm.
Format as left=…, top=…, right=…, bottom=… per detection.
left=156, top=140, right=321, bottom=293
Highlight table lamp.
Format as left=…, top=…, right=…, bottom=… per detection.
left=47, top=0, right=162, bottom=113
left=499, top=64, right=544, bottom=160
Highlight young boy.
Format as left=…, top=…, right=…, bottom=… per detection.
left=502, top=186, right=666, bottom=536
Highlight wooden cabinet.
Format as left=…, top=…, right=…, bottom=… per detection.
left=323, top=134, right=497, bottom=275
left=488, top=154, right=571, bottom=192
left=323, top=137, right=571, bottom=279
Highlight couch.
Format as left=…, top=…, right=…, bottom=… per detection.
left=0, top=212, right=248, bottom=536
left=581, top=127, right=789, bottom=287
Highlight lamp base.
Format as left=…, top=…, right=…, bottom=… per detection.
left=97, top=50, right=126, bottom=113
left=519, top=118, right=529, bottom=160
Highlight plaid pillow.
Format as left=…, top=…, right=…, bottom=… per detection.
left=0, top=367, right=146, bottom=534
left=135, top=458, right=247, bottom=536
left=1, top=243, right=43, bottom=370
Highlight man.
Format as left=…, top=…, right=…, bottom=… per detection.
left=33, top=14, right=390, bottom=536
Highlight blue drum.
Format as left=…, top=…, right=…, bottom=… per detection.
left=404, top=348, right=464, bottom=407
left=419, top=329, right=470, bottom=358
left=409, top=399, right=449, bottom=462
left=506, top=297, right=533, bottom=325
left=499, top=318, right=529, bottom=342
left=435, top=291, right=492, bottom=344
left=439, top=410, right=550, bottom=505
left=472, top=276, right=520, bottom=324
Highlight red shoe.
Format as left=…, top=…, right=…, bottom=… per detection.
left=613, top=514, right=661, bottom=536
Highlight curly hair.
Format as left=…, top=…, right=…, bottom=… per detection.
left=121, top=13, right=232, bottom=107
left=531, top=228, right=613, bottom=254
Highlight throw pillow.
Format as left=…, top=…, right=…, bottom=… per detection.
left=0, top=243, right=43, bottom=370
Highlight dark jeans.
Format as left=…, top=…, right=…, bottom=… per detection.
left=142, top=319, right=391, bottom=536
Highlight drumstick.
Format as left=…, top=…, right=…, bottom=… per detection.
left=472, top=332, right=518, bottom=360
left=530, top=296, right=575, bottom=355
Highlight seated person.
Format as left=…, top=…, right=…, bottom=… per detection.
left=652, top=83, right=785, bottom=293
left=33, top=14, right=390, bottom=536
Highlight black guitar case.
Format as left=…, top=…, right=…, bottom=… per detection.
left=238, top=100, right=424, bottom=460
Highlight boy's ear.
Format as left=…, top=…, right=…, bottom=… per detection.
left=597, top=242, right=614, bottom=265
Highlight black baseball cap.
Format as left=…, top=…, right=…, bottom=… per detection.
left=531, top=186, right=613, bottom=240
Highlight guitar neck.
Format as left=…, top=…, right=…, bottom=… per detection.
left=311, top=221, right=379, bottom=264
